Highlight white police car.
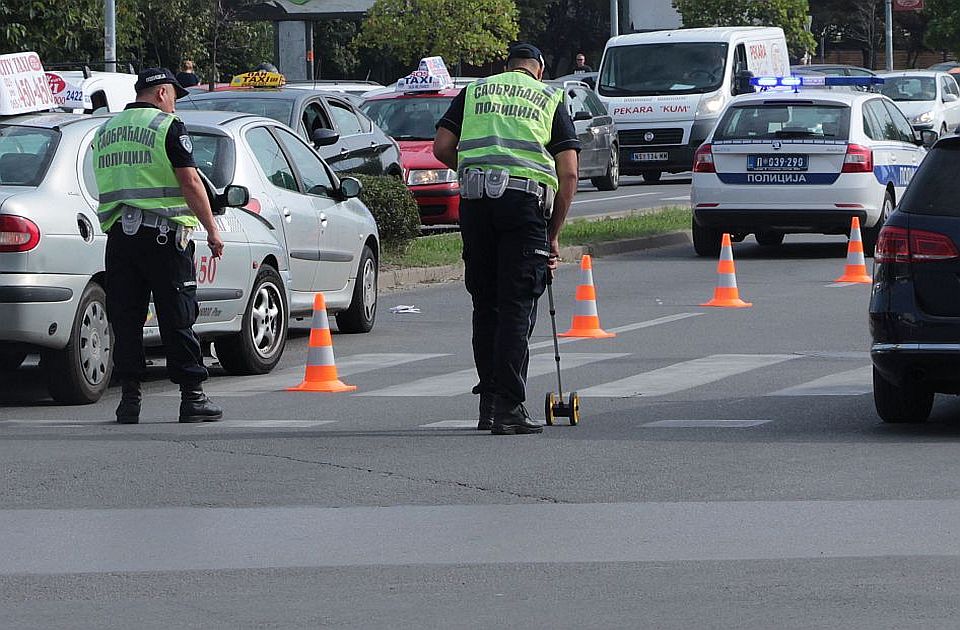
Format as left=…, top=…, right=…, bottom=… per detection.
left=691, top=76, right=935, bottom=257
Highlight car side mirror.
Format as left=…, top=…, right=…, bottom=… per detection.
left=573, top=110, right=592, bottom=121
left=919, top=129, right=939, bottom=148
left=312, top=128, right=340, bottom=147
left=733, top=70, right=755, bottom=96
left=339, top=176, right=362, bottom=199
left=944, top=92, right=959, bottom=103
left=211, top=184, right=249, bottom=214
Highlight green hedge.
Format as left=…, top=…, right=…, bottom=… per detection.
left=353, top=174, right=421, bottom=253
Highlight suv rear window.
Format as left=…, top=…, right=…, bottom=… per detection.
left=0, top=125, right=60, bottom=186
left=713, top=104, right=850, bottom=141
left=898, top=141, right=960, bottom=216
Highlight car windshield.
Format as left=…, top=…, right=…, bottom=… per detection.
left=189, top=132, right=235, bottom=188
left=180, top=97, right=294, bottom=123
left=713, top=104, right=850, bottom=141
left=881, top=76, right=937, bottom=102
left=0, top=125, right=60, bottom=187
left=361, top=97, right=453, bottom=140
left=598, top=42, right=728, bottom=96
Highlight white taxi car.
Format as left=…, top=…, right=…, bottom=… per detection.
left=691, top=76, right=934, bottom=257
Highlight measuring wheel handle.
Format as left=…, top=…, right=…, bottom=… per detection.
left=568, top=392, right=581, bottom=426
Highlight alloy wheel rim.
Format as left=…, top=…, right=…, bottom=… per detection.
left=79, top=300, right=110, bottom=386
left=610, top=150, right=619, bottom=184
left=250, top=281, right=283, bottom=359
left=361, top=257, right=377, bottom=322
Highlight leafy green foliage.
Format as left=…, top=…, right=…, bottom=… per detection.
left=354, top=175, right=422, bottom=253
left=355, top=0, right=520, bottom=66
left=672, top=0, right=817, bottom=59
left=925, top=0, right=960, bottom=56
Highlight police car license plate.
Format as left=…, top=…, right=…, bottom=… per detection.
left=748, top=154, right=808, bottom=171
left=634, top=152, right=668, bottom=162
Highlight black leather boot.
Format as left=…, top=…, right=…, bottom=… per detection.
left=491, top=399, right=543, bottom=435
left=116, top=379, right=141, bottom=424
left=477, top=392, right=495, bottom=430
left=178, top=384, right=222, bottom=423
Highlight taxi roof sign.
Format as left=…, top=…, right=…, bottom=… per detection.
left=230, top=71, right=286, bottom=88
left=0, top=51, right=55, bottom=116
left=45, top=71, right=90, bottom=110
left=395, top=56, right=453, bottom=93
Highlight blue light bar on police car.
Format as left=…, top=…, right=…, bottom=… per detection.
left=750, top=75, right=885, bottom=89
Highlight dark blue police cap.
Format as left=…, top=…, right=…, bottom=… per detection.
left=508, top=43, right=545, bottom=69
left=135, top=67, right=189, bottom=99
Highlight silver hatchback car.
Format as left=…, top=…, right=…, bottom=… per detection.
left=0, top=110, right=379, bottom=404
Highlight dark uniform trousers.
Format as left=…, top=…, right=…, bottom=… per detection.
left=105, top=223, right=208, bottom=385
left=460, top=189, right=549, bottom=406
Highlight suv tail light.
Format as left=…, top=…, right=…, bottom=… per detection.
left=876, top=225, right=959, bottom=263
left=842, top=143, right=873, bottom=173
left=693, top=143, right=715, bottom=173
left=0, top=215, right=40, bottom=252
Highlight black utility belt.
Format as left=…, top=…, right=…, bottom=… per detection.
left=459, top=168, right=544, bottom=200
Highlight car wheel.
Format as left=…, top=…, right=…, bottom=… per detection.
left=0, top=350, right=27, bottom=371
left=692, top=217, right=722, bottom=257
left=591, top=147, right=620, bottom=191
left=641, top=170, right=662, bottom=183
left=863, top=192, right=893, bottom=257
left=42, top=283, right=112, bottom=404
left=755, top=231, right=784, bottom=247
left=216, top=266, right=288, bottom=375
left=336, top=245, right=377, bottom=334
left=873, top=366, right=933, bottom=423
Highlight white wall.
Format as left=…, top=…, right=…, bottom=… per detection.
left=627, top=0, right=681, bottom=32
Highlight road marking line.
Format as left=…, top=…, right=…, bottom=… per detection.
left=420, top=420, right=477, bottom=428
left=159, top=353, right=449, bottom=397
left=826, top=282, right=859, bottom=288
left=359, top=352, right=627, bottom=397
left=571, top=192, right=657, bottom=205
left=579, top=353, right=797, bottom=398
left=209, top=420, right=337, bottom=428
left=660, top=195, right=690, bottom=201
left=644, top=419, right=770, bottom=428
left=528, top=312, right=702, bottom=350
left=766, top=365, right=873, bottom=397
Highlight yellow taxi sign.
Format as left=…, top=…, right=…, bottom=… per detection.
left=230, top=71, right=286, bottom=88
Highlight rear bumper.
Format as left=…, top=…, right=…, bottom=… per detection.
left=0, top=273, right=91, bottom=349
left=872, top=343, right=960, bottom=392
left=411, top=184, right=460, bottom=225
left=693, top=207, right=868, bottom=234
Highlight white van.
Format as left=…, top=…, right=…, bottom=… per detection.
left=596, top=27, right=789, bottom=182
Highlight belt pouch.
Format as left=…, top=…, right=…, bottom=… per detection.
left=460, top=168, right=485, bottom=199
left=120, top=206, right=143, bottom=235
left=483, top=168, right=509, bottom=199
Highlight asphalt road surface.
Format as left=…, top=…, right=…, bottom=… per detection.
left=4, top=236, right=960, bottom=629
left=571, top=173, right=691, bottom=219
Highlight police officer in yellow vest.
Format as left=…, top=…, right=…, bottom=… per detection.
left=434, top=44, right=580, bottom=435
left=93, top=68, right=224, bottom=424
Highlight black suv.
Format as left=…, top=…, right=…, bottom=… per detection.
left=870, top=136, right=960, bottom=423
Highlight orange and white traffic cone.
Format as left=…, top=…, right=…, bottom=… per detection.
left=287, top=292, right=356, bottom=393
left=701, top=233, right=752, bottom=308
left=834, top=217, right=873, bottom=284
left=559, top=254, right=615, bottom=338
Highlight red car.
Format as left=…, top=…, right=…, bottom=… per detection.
left=361, top=88, right=462, bottom=225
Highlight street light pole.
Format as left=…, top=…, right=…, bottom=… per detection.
left=885, top=0, right=893, bottom=71
left=104, top=0, right=116, bottom=72
left=610, top=0, right=618, bottom=38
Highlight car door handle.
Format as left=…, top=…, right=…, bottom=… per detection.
left=319, top=213, right=328, bottom=226
left=282, top=207, right=292, bottom=223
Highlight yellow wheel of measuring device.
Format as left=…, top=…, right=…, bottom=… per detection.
left=544, top=391, right=556, bottom=426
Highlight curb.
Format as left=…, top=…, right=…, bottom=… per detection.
left=379, top=230, right=692, bottom=292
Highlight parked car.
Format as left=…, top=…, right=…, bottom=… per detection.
left=870, top=134, right=960, bottom=423
left=927, top=61, right=960, bottom=74
left=878, top=71, right=960, bottom=137
left=803, top=64, right=877, bottom=77
left=553, top=71, right=598, bottom=90
left=180, top=87, right=402, bottom=177
left=546, top=79, right=620, bottom=191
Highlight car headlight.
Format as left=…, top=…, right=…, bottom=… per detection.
left=406, top=169, right=458, bottom=186
left=696, top=91, right=724, bottom=117
left=912, top=111, right=934, bottom=124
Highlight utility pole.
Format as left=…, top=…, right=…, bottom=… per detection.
left=885, top=0, right=893, bottom=71
left=610, top=0, right=618, bottom=38
left=104, top=0, right=117, bottom=72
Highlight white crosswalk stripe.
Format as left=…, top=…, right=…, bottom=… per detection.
left=359, top=353, right=628, bottom=397
left=766, top=365, right=873, bottom=397
left=579, top=354, right=797, bottom=398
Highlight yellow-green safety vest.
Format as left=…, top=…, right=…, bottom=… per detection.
left=93, top=107, right=199, bottom=231
left=459, top=71, right=564, bottom=191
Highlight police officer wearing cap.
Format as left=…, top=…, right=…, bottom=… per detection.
left=433, top=43, right=580, bottom=435
left=93, top=68, right=225, bottom=424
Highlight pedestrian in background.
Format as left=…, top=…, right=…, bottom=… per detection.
left=176, top=60, right=200, bottom=88
left=92, top=68, right=224, bottom=424
left=433, top=43, right=580, bottom=435
left=573, top=53, right=593, bottom=74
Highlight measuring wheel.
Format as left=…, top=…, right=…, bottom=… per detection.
left=544, top=391, right=556, bottom=426
left=568, top=391, right=581, bottom=426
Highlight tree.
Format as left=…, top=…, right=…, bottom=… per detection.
left=672, top=0, right=817, bottom=60
left=355, top=0, right=520, bottom=67
left=926, top=0, right=960, bottom=58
